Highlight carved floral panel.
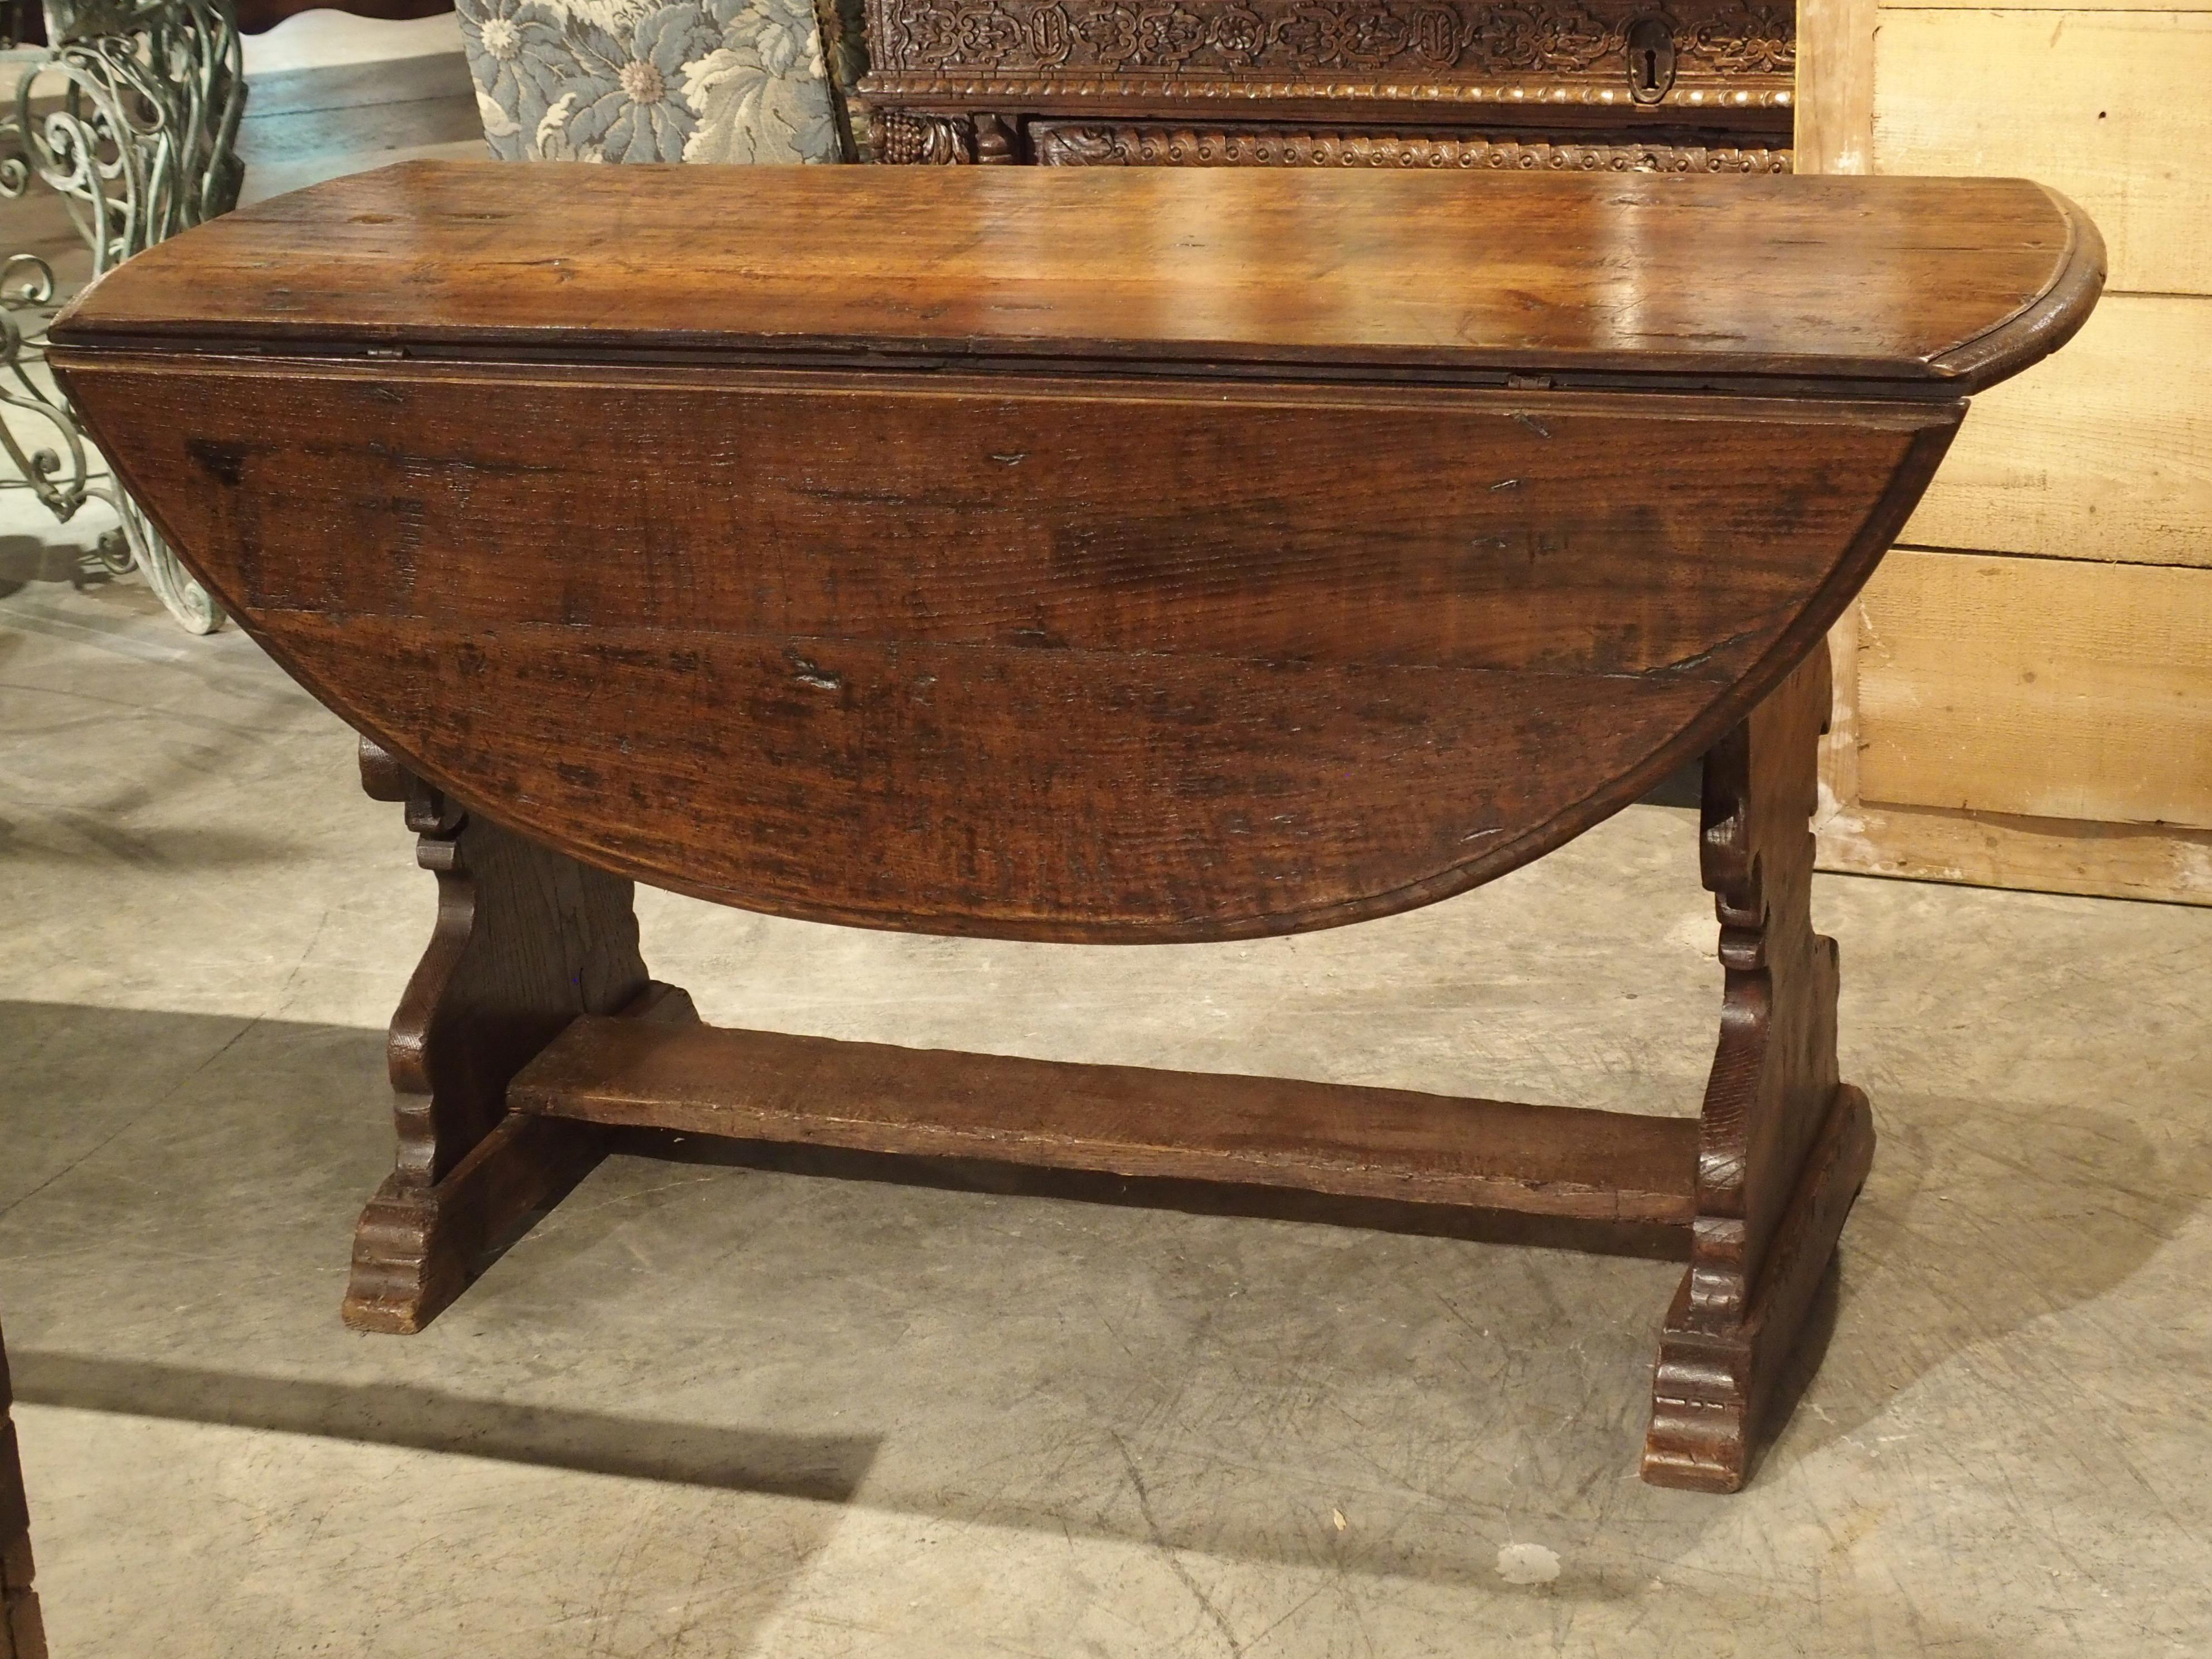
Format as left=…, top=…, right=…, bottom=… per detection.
left=864, top=0, right=1792, bottom=82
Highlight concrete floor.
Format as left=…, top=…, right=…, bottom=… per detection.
left=2, top=564, right=2209, bottom=1658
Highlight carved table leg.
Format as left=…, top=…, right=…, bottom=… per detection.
left=1643, top=652, right=1876, bottom=1491
left=342, top=739, right=695, bottom=1333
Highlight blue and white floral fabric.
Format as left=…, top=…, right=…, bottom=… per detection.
left=459, top=0, right=844, bottom=164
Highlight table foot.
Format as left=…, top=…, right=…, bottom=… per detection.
left=1642, top=1083, right=1873, bottom=1491
left=341, top=1113, right=609, bottom=1334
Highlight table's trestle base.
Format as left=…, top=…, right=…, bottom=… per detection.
left=337, top=653, right=1869, bottom=1492
left=1638, top=649, right=1865, bottom=1492
left=338, top=738, right=685, bottom=1335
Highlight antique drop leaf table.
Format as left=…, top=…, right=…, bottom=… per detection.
left=48, top=162, right=2101, bottom=1491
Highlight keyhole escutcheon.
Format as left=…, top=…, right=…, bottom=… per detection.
left=1625, top=17, right=1676, bottom=105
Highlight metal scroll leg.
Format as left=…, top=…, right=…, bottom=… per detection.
left=1643, top=651, right=1876, bottom=1491
left=340, top=737, right=696, bottom=1333
left=113, top=489, right=222, bottom=634
left=6, top=259, right=221, bottom=631
left=2, top=0, right=246, bottom=633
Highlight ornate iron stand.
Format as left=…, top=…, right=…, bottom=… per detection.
left=2, top=0, right=242, bottom=632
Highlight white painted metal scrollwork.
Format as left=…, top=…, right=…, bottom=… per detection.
left=1, top=0, right=244, bottom=632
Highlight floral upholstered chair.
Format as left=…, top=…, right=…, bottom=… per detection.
left=458, top=0, right=866, bottom=164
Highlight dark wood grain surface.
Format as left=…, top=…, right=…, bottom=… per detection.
left=61, top=361, right=1955, bottom=937
left=512, top=1016, right=1699, bottom=1223
left=52, top=161, right=2101, bottom=389
left=49, top=164, right=2103, bottom=937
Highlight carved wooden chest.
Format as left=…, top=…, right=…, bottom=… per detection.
left=856, top=0, right=1796, bottom=170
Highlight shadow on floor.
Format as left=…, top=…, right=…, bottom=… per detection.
left=0, top=534, right=115, bottom=605
left=0, top=810, right=306, bottom=871
left=8, top=1351, right=877, bottom=1502
left=4, top=995, right=2207, bottom=1593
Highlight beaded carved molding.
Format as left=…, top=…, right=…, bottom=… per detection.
left=1028, top=121, right=1789, bottom=168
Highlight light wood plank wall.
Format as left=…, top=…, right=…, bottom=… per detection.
left=1801, top=0, right=2212, bottom=904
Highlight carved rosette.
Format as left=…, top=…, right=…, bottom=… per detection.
left=1031, top=122, right=1790, bottom=169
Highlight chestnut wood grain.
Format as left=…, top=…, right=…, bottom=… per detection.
left=346, top=979, right=701, bottom=1335
left=63, top=360, right=1957, bottom=939
left=511, top=1018, right=1700, bottom=1224
left=50, top=161, right=2101, bottom=390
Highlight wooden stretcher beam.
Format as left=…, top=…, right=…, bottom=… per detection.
left=510, top=1016, right=1703, bottom=1228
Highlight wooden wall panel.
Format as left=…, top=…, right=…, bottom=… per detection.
left=1900, top=295, right=2212, bottom=566
left=1797, top=0, right=1878, bottom=173
left=1808, top=6, right=2212, bottom=903
left=1818, top=802, right=2212, bottom=903
left=1883, top=0, right=2211, bottom=12
left=1855, top=550, right=2212, bottom=826
left=1798, top=2, right=1879, bottom=824
left=1872, top=9, right=2212, bottom=294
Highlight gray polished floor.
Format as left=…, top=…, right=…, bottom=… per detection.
left=2, top=565, right=2208, bottom=1657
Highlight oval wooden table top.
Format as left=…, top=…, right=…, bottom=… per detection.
left=53, top=161, right=2100, bottom=392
